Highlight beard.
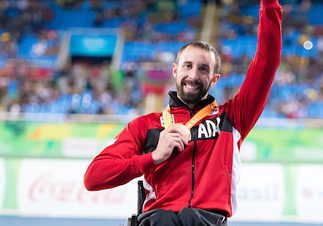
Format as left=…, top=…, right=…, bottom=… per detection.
left=176, top=78, right=212, bottom=105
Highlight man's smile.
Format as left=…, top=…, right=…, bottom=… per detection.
left=182, top=81, right=200, bottom=93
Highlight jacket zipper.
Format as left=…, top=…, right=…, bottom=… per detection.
left=188, top=136, right=197, bottom=207
left=188, top=109, right=196, bottom=207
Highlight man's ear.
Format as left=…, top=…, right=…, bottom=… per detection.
left=211, top=74, right=221, bottom=87
left=172, top=63, right=178, bottom=78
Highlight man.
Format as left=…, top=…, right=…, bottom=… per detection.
left=84, top=0, right=282, bottom=225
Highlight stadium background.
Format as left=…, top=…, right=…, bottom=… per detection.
left=0, top=0, right=322, bottom=225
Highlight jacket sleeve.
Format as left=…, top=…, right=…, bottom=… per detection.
left=84, top=116, right=155, bottom=191
left=226, top=0, right=282, bottom=140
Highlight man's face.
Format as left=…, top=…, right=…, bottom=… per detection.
left=173, top=46, right=220, bottom=106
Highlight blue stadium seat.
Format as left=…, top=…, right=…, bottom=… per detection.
left=153, top=22, right=190, bottom=35
left=177, top=1, right=201, bottom=18
left=308, top=101, right=323, bottom=118
left=308, top=4, right=323, bottom=25
left=18, top=34, right=38, bottom=58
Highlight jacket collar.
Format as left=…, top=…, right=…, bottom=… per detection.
left=168, top=91, right=215, bottom=111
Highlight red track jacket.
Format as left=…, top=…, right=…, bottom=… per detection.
left=84, top=0, right=282, bottom=217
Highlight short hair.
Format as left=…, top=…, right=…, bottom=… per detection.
left=175, top=41, right=221, bottom=74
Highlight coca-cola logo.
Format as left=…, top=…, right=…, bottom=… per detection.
left=28, top=173, right=126, bottom=205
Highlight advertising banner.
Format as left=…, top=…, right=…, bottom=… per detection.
left=244, top=127, right=323, bottom=163
left=69, top=33, right=117, bottom=57
left=0, top=159, right=4, bottom=210
left=17, top=159, right=137, bottom=218
left=0, top=120, right=322, bottom=222
left=0, top=157, right=321, bottom=222
left=233, top=163, right=285, bottom=221
left=0, top=121, right=124, bottom=158
left=295, top=164, right=323, bottom=221
left=0, top=121, right=322, bottom=162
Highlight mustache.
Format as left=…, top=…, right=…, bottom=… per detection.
left=181, top=77, right=202, bottom=87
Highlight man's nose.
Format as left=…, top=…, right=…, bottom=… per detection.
left=187, top=67, right=199, bottom=80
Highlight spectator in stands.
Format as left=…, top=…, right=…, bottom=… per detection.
left=0, top=32, right=17, bottom=58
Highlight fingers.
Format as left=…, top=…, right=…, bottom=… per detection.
left=166, top=124, right=191, bottom=144
left=168, top=133, right=185, bottom=151
left=159, top=131, right=184, bottom=151
left=163, top=128, right=189, bottom=148
left=152, top=124, right=191, bottom=165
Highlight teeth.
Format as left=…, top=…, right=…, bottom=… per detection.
left=185, top=83, right=198, bottom=90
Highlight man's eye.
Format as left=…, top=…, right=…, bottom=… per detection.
left=200, top=67, right=209, bottom=73
left=183, top=64, right=191, bottom=69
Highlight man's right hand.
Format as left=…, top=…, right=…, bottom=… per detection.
left=152, top=124, right=191, bottom=165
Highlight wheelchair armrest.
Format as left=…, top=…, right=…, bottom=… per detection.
left=137, top=180, right=145, bottom=216
left=127, top=214, right=138, bottom=226
left=127, top=180, right=145, bottom=226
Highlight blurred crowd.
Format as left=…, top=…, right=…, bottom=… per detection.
left=0, top=0, right=322, bottom=118
left=217, top=0, right=323, bottom=118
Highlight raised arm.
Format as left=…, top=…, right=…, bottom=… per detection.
left=227, top=0, right=282, bottom=140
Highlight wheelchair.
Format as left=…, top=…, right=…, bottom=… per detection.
left=127, top=180, right=145, bottom=226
